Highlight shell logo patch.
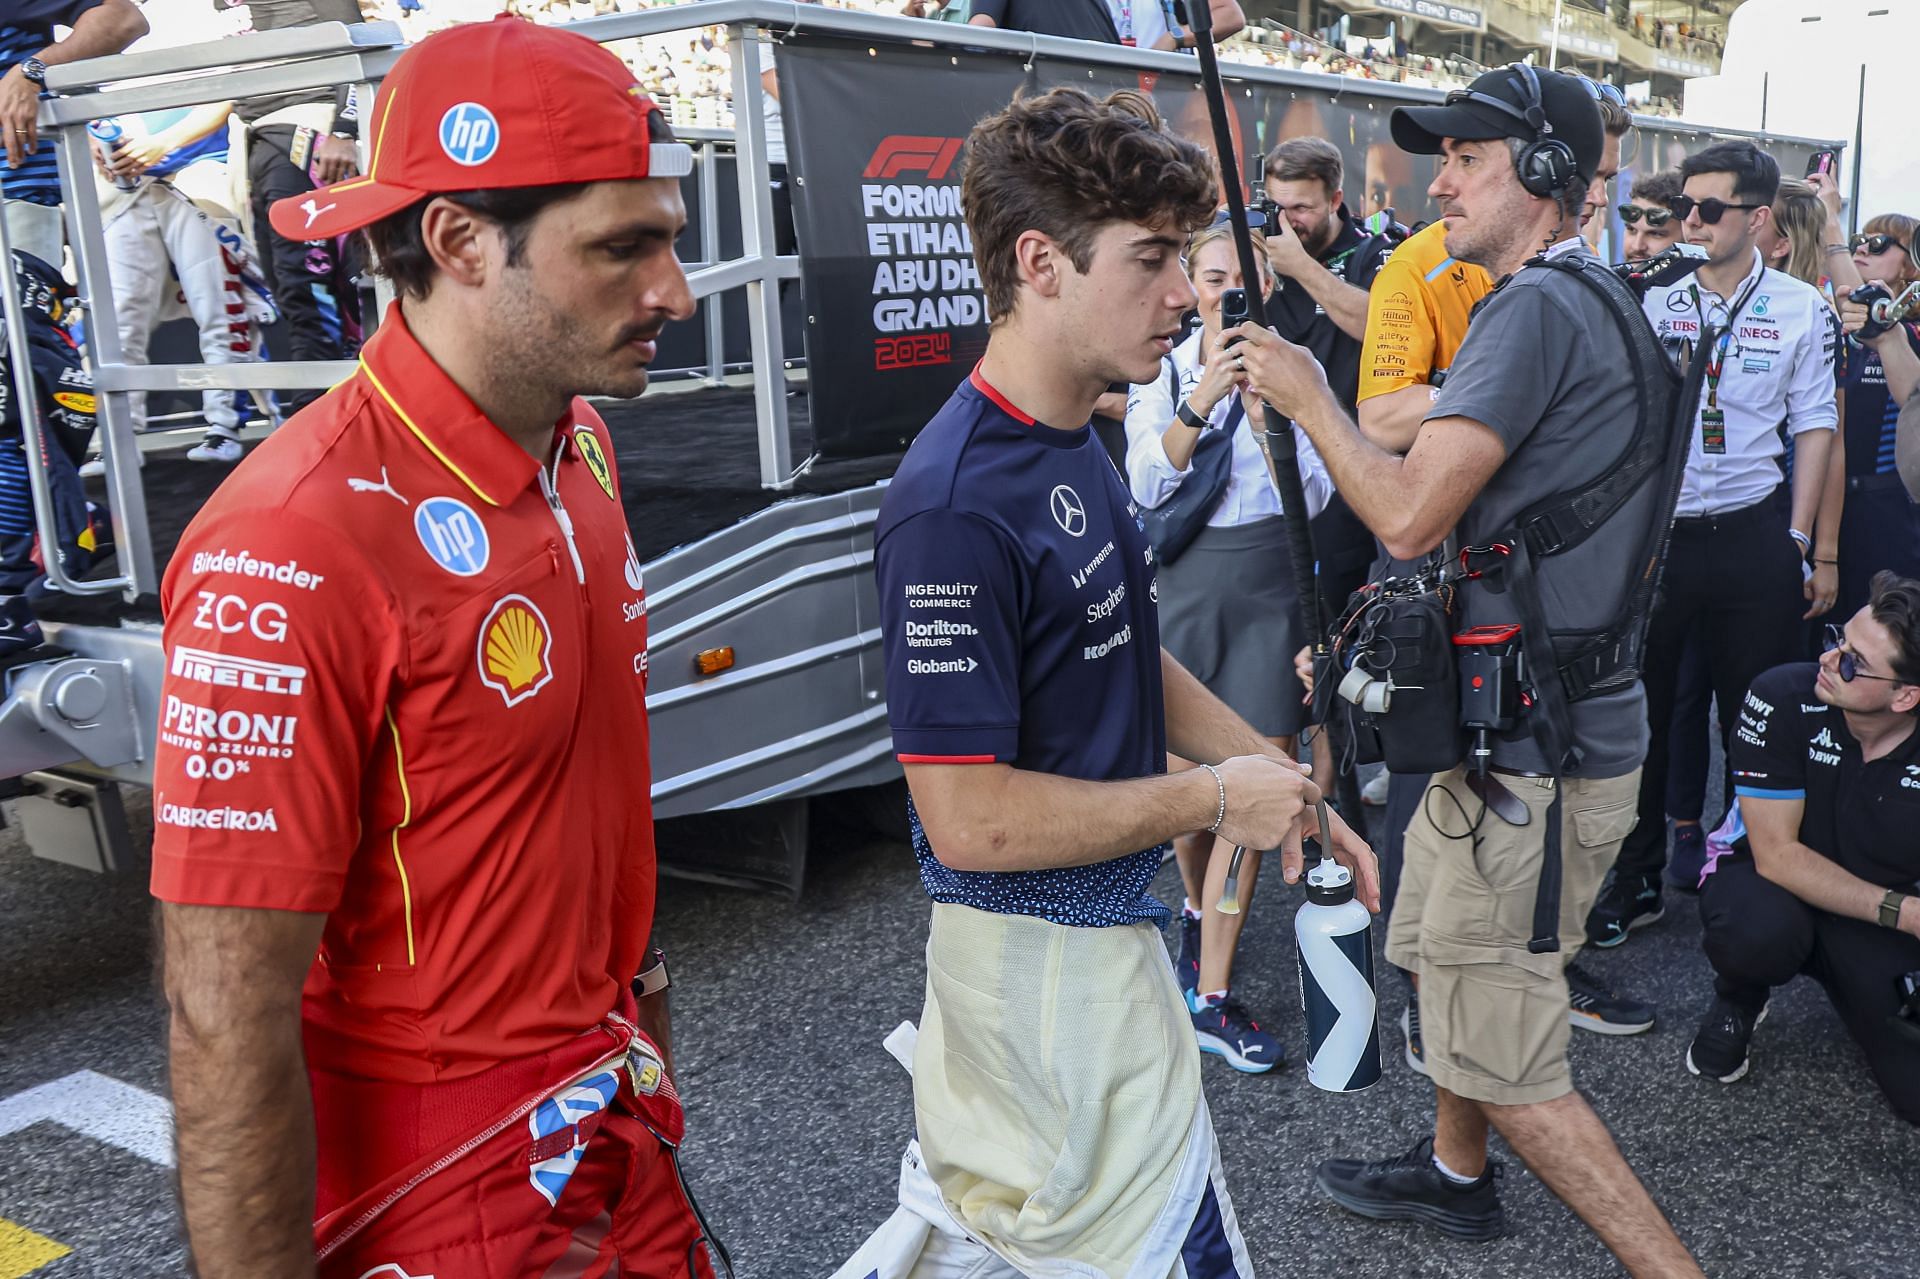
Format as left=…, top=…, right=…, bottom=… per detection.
left=574, top=427, right=615, bottom=501
left=476, top=594, right=553, bottom=706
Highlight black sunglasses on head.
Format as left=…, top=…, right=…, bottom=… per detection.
left=1823, top=624, right=1909, bottom=685
left=1618, top=203, right=1675, bottom=227
left=1210, top=208, right=1269, bottom=231
left=1851, top=232, right=1909, bottom=257
left=1575, top=77, right=1627, bottom=108
left=1670, top=194, right=1763, bottom=225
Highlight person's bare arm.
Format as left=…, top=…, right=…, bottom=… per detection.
left=1788, top=428, right=1833, bottom=543
left=1746, top=795, right=1920, bottom=938
left=905, top=748, right=1310, bottom=874
left=967, top=12, right=997, bottom=25
left=1205, top=0, right=1247, bottom=38
left=0, top=0, right=148, bottom=165
left=1807, top=406, right=1844, bottom=620
left=1093, top=390, right=1129, bottom=420
left=161, top=903, right=325, bottom=1279
left=1236, top=322, right=1505, bottom=559
left=1164, top=649, right=1380, bottom=906
left=1265, top=218, right=1369, bottom=339
left=1356, top=383, right=1438, bottom=455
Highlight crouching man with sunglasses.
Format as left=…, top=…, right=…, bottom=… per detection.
left=1687, top=571, right=1920, bottom=1124
left=1589, top=140, right=1840, bottom=945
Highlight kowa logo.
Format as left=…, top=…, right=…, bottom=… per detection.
left=863, top=136, right=964, bottom=181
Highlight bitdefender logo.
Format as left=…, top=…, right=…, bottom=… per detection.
left=863, top=136, right=964, bottom=181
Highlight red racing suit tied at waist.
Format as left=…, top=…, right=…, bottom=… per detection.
left=313, top=994, right=681, bottom=1264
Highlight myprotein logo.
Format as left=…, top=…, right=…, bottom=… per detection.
left=863, top=136, right=964, bottom=181
left=170, top=647, right=307, bottom=697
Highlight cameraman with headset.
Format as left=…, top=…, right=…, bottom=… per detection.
left=1234, top=66, right=1705, bottom=1274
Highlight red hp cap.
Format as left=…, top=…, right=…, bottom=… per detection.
left=269, top=14, right=694, bottom=243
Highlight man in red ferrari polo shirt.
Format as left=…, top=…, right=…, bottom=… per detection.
left=148, top=17, right=719, bottom=1278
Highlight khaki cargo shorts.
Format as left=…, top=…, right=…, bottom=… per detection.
left=1384, top=765, right=1641, bottom=1105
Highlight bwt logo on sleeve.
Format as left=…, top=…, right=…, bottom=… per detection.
left=863, top=136, right=964, bottom=181
left=439, top=102, right=501, bottom=167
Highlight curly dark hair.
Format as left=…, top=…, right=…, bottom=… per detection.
left=1868, top=570, right=1920, bottom=686
left=962, top=87, right=1216, bottom=323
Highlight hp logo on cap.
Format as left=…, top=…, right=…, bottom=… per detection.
left=439, top=102, right=500, bottom=167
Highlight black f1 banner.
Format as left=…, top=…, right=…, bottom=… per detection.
left=778, top=37, right=1821, bottom=460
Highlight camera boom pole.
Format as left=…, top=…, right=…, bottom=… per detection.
left=1185, top=4, right=1334, bottom=910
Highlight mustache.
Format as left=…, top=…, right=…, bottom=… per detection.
left=612, top=322, right=665, bottom=350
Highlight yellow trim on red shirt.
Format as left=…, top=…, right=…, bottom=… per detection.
left=386, top=707, right=417, bottom=967
left=359, top=358, right=502, bottom=507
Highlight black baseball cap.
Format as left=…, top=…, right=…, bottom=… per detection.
left=1391, top=64, right=1605, bottom=184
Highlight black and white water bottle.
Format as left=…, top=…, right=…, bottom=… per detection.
left=1295, top=854, right=1382, bottom=1092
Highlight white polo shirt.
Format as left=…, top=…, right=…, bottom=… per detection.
left=1641, top=249, right=1838, bottom=518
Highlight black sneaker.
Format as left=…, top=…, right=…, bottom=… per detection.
left=1566, top=961, right=1656, bottom=1035
left=0, top=595, right=45, bottom=658
left=1175, top=912, right=1200, bottom=997
left=1686, top=995, right=1769, bottom=1083
left=1585, top=871, right=1664, bottom=948
left=1314, top=1136, right=1504, bottom=1242
left=1401, top=997, right=1428, bottom=1076
left=1664, top=822, right=1708, bottom=895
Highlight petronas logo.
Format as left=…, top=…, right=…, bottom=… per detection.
left=476, top=594, right=553, bottom=706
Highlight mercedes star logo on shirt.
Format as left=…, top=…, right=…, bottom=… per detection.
left=1050, top=485, right=1087, bottom=538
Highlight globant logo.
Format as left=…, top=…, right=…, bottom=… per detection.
left=159, top=801, right=279, bottom=832
left=190, top=548, right=325, bottom=591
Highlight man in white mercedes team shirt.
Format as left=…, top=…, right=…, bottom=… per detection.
left=1591, top=139, right=1839, bottom=948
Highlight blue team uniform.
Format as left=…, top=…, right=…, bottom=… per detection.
left=875, top=367, right=1170, bottom=927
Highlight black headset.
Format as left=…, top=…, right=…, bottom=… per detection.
left=1444, top=61, right=1580, bottom=198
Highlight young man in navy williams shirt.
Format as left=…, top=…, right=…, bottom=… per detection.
left=870, top=87, right=1377, bottom=1277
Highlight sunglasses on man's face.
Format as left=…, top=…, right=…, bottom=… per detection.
left=1851, top=233, right=1909, bottom=257
left=1823, top=624, right=1910, bottom=685
left=1670, top=195, right=1763, bottom=225
left=1618, top=204, right=1675, bottom=228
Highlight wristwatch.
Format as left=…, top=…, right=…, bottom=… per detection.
left=1880, top=890, right=1910, bottom=931
left=17, top=58, right=47, bottom=88
left=1175, top=399, right=1208, bottom=430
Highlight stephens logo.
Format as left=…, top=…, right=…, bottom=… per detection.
left=863, top=135, right=964, bottom=181
left=477, top=594, right=553, bottom=706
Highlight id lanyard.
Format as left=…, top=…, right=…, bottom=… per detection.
left=1691, top=267, right=1764, bottom=456
left=1113, top=0, right=1135, bottom=44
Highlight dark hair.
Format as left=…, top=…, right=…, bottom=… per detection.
left=1868, top=570, right=1920, bottom=685
left=1264, top=136, right=1343, bottom=201
left=962, top=87, right=1216, bottom=323
left=1680, top=139, right=1780, bottom=207
left=1630, top=168, right=1683, bottom=207
left=363, top=184, right=591, bottom=300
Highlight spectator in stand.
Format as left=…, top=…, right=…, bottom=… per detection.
left=1123, top=220, right=1330, bottom=1075
left=232, top=0, right=367, bottom=412
left=1832, top=216, right=1920, bottom=622
left=1685, top=573, right=1920, bottom=1125
left=1620, top=168, right=1684, bottom=260
left=968, top=0, right=1170, bottom=49
left=93, top=104, right=273, bottom=465
left=1596, top=141, right=1840, bottom=944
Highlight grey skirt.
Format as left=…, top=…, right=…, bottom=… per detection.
left=1158, top=515, right=1307, bottom=738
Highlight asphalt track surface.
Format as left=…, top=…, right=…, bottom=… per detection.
left=2, top=766, right=1917, bottom=1278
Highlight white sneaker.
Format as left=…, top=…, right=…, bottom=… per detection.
left=187, top=435, right=244, bottom=464
left=78, top=451, right=144, bottom=477
left=1361, top=769, right=1392, bottom=806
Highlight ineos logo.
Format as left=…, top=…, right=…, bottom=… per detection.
left=1050, top=485, right=1087, bottom=538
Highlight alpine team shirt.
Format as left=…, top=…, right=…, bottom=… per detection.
left=150, top=303, right=658, bottom=1085
left=0, top=0, right=106, bottom=207
left=1714, top=662, right=1920, bottom=890
left=876, top=369, right=1168, bottom=927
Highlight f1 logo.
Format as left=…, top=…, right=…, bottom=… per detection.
left=863, top=136, right=964, bottom=181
